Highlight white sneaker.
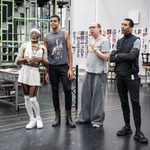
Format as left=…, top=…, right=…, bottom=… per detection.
left=93, top=123, right=103, bottom=128
left=36, top=118, right=43, bottom=129
left=26, top=119, right=37, bottom=129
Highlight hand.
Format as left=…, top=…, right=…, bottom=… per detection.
left=45, top=72, right=50, bottom=83
left=111, top=50, right=118, bottom=56
left=22, top=57, right=28, bottom=63
left=27, top=57, right=42, bottom=64
left=68, top=69, right=73, bottom=80
left=91, top=43, right=97, bottom=51
left=27, top=57, right=36, bottom=64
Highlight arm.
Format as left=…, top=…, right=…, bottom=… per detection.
left=43, top=36, right=49, bottom=70
left=65, top=32, right=73, bottom=80
left=15, top=43, right=28, bottom=65
left=114, top=39, right=140, bottom=61
left=92, top=40, right=110, bottom=61
left=110, top=50, right=123, bottom=62
left=117, top=48, right=139, bottom=61
left=44, top=36, right=48, bottom=48
left=43, top=36, right=49, bottom=83
left=41, top=45, right=49, bottom=67
left=93, top=48, right=110, bottom=61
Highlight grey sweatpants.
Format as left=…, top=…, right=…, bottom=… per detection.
left=78, top=72, right=107, bottom=125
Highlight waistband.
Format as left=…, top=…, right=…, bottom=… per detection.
left=23, top=63, right=39, bottom=68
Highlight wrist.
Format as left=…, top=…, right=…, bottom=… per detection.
left=94, top=48, right=99, bottom=53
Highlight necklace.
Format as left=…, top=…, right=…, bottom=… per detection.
left=32, top=44, right=39, bottom=56
left=32, top=50, right=37, bottom=56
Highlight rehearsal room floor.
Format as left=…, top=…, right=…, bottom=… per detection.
left=0, top=75, right=150, bottom=150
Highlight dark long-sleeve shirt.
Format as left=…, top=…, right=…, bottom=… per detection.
left=110, top=34, right=141, bottom=76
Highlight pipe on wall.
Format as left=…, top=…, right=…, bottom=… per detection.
left=95, top=0, right=98, bottom=22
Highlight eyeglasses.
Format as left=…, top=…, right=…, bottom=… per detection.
left=89, top=26, right=97, bottom=29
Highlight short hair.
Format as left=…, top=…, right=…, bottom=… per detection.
left=97, top=23, right=101, bottom=33
left=97, top=23, right=101, bottom=29
left=30, top=28, right=41, bottom=35
left=50, top=15, right=60, bottom=22
left=124, top=18, right=134, bottom=27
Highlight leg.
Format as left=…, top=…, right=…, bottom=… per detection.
left=127, top=78, right=141, bottom=131
left=77, top=73, right=93, bottom=123
left=49, top=65, right=61, bottom=127
left=128, top=77, right=148, bottom=144
left=49, top=65, right=60, bottom=111
left=59, top=64, right=75, bottom=128
left=29, top=86, right=43, bottom=129
left=116, top=78, right=132, bottom=136
left=117, top=78, right=130, bottom=127
left=22, top=84, right=36, bottom=129
left=91, top=73, right=107, bottom=127
left=59, top=64, right=72, bottom=111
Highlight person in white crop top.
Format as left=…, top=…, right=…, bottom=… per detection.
left=16, top=28, right=48, bottom=129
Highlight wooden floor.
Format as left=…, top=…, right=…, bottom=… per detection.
left=0, top=76, right=150, bottom=150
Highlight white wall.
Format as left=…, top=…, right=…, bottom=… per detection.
left=71, top=0, right=150, bottom=70
left=71, top=0, right=150, bottom=31
left=71, top=0, right=96, bottom=31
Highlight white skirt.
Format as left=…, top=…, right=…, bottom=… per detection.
left=18, top=65, right=40, bottom=86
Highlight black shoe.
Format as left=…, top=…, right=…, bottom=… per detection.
left=52, top=118, right=60, bottom=127
left=66, top=110, right=76, bottom=128
left=134, top=131, right=148, bottom=144
left=66, top=120, right=76, bottom=128
left=117, top=126, right=133, bottom=136
left=52, top=110, right=61, bottom=127
left=66, top=117, right=76, bottom=128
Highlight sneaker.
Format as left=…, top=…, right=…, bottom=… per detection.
left=26, top=119, right=37, bottom=129
left=134, top=131, right=148, bottom=144
left=36, top=118, right=43, bottom=129
left=93, top=123, right=103, bottom=128
left=117, top=126, right=132, bottom=136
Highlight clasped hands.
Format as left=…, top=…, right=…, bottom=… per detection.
left=90, top=43, right=97, bottom=52
left=24, top=56, right=42, bottom=64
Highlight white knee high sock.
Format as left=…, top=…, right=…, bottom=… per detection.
left=30, top=97, right=41, bottom=119
left=24, top=95, right=34, bottom=120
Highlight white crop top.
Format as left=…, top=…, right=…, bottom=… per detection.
left=24, top=48, right=43, bottom=58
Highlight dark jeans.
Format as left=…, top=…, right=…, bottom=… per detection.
left=48, top=64, right=72, bottom=111
left=116, top=75, right=141, bottom=130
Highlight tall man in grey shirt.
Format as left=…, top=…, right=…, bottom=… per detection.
left=76, top=22, right=110, bottom=128
left=44, top=15, right=76, bottom=128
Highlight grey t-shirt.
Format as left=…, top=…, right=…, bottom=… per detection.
left=86, top=36, right=110, bottom=74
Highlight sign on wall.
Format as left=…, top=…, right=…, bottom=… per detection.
left=72, top=27, right=149, bottom=69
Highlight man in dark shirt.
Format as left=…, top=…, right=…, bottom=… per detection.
left=110, top=18, right=148, bottom=144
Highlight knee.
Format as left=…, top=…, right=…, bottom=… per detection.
left=63, top=88, right=72, bottom=94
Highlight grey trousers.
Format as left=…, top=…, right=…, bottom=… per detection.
left=78, top=72, right=107, bottom=125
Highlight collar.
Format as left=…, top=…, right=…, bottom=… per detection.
left=51, top=29, right=61, bottom=34
left=124, top=33, right=132, bottom=38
